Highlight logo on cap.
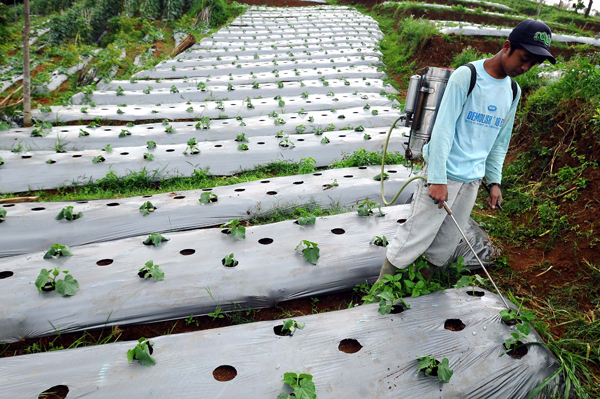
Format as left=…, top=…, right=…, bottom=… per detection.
left=534, top=32, right=551, bottom=46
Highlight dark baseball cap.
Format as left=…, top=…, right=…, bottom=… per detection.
left=508, top=20, right=556, bottom=64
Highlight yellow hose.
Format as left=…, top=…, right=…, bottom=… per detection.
left=380, top=116, right=427, bottom=206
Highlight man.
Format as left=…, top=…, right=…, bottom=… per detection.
left=379, top=20, right=556, bottom=280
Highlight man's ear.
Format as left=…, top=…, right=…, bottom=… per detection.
left=502, top=40, right=511, bottom=54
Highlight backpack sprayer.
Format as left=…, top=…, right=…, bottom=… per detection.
left=380, top=66, right=511, bottom=310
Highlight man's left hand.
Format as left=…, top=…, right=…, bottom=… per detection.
left=487, top=185, right=502, bottom=209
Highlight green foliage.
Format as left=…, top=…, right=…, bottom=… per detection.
left=357, top=200, right=385, bottom=217
left=127, top=338, right=155, bottom=367
left=43, top=244, right=73, bottom=259
left=55, top=206, right=83, bottom=221
left=373, top=173, right=388, bottom=181
left=222, top=253, right=238, bottom=267
left=138, top=260, right=165, bottom=280
left=370, top=235, right=388, bottom=246
left=295, top=240, right=320, bottom=265
left=139, top=201, right=156, bottom=216
left=277, top=372, right=316, bottom=399
left=199, top=192, right=218, bottom=203
left=220, top=219, right=246, bottom=240
left=35, top=267, right=79, bottom=296
left=143, top=233, right=170, bottom=246
left=451, top=46, right=492, bottom=69
left=363, top=258, right=442, bottom=314
left=280, top=319, right=305, bottom=336
left=297, top=215, right=316, bottom=226
left=92, top=155, right=105, bottom=164
left=208, top=306, right=225, bottom=319
left=0, top=208, right=6, bottom=222
left=417, top=355, right=453, bottom=383
left=235, top=132, right=249, bottom=143
left=298, top=157, right=316, bottom=174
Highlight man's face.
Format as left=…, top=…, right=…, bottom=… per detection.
left=503, top=47, right=546, bottom=78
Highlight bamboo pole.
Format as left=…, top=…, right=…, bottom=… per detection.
left=22, top=0, right=31, bottom=127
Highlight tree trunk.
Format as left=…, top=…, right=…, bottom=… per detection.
left=584, top=0, right=593, bottom=17
left=536, top=0, right=543, bottom=17
left=170, top=34, right=196, bottom=57
left=22, top=0, right=31, bottom=127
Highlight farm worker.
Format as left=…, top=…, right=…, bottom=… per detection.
left=378, top=20, right=556, bottom=281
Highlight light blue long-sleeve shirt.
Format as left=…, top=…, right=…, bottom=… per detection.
left=422, top=59, right=521, bottom=185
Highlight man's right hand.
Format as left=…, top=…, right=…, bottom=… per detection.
left=428, top=184, right=448, bottom=209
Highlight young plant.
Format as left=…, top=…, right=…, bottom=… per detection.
left=0, top=208, right=6, bottom=222
left=147, top=141, right=157, bottom=150
left=185, top=314, right=199, bottom=327
left=208, top=306, right=225, bottom=320
left=199, top=192, right=218, bottom=204
left=279, top=319, right=306, bottom=336
left=44, top=244, right=73, bottom=259
left=354, top=125, right=365, bottom=132
left=127, top=338, right=155, bottom=367
left=320, top=136, right=330, bottom=144
left=143, top=233, right=170, bottom=246
left=295, top=240, right=320, bottom=265
left=297, top=215, right=316, bottom=226
left=104, top=144, right=113, bottom=153
left=373, top=173, right=388, bottom=181
left=277, top=372, right=316, bottom=399
left=357, top=200, right=385, bottom=217
left=221, top=219, right=246, bottom=240
left=237, top=143, right=249, bottom=151
left=222, top=253, right=238, bottom=267
left=78, top=129, right=90, bottom=137
left=295, top=125, right=306, bottom=134
left=35, top=267, right=79, bottom=296
left=370, top=235, right=388, bottom=247
left=138, top=260, right=164, bottom=280
left=268, top=110, right=279, bottom=118
left=364, top=133, right=372, bottom=140
left=323, top=179, right=339, bottom=190
left=417, top=355, right=453, bottom=383
left=453, top=272, right=488, bottom=296
left=279, top=139, right=294, bottom=148
left=183, top=138, right=200, bottom=155
left=500, top=304, right=535, bottom=354
left=143, top=153, right=154, bottom=161
left=116, top=86, right=124, bottom=96
left=235, top=133, right=249, bottom=143
left=274, top=118, right=286, bottom=126
left=92, top=155, right=105, bottom=164
left=165, top=125, right=176, bottom=134
left=119, top=129, right=131, bottom=138
left=139, top=201, right=156, bottom=216
left=55, top=206, right=83, bottom=221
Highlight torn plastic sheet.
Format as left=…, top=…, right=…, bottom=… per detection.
left=0, top=203, right=411, bottom=341
left=32, top=89, right=393, bottom=122
left=72, top=78, right=392, bottom=105
left=435, top=21, right=600, bottom=46
left=0, top=165, right=417, bottom=257
left=0, top=127, right=403, bottom=193
left=0, top=107, right=403, bottom=151
left=0, top=288, right=561, bottom=398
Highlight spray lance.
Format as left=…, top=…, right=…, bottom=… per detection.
left=379, top=67, right=511, bottom=310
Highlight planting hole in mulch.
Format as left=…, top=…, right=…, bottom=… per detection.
left=71, top=155, right=82, bottom=158
left=444, top=319, right=466, bottom=331
left=338, top=339, right=362, bottom=354
left=180, top=249, right=195, bottom=255
left=358, top=166, right=367, bottom=170
left=234, top=188, right=245, bottom=192
left=213, top=365, right=237, bottom=382
left=76, top=200, right=88, bottom=203
left=41, top=282, right=55, bottom=292
left=31, top=207, right=45, bottom=211
left=273, top=325, right=292, bottom=336
left=142, top=195, right=152, bottom=198
left=293, top=181, right=304, bottom=185
left=397, top=219, right=407, bottom=224
left=173, top=196, right=185, bottom=199
left=504, top=341, right=528, bottom=359
left=22, top=155, right=32, bottom=159
left=503, top=318, right=520, bottom=326
left=388, top=170, right=397, bottom=173
left=331, top=228, right=345, bottom=235
left=214, top=145, right=222, bottom=148
left=47, top=160, right=56, bottom=164
left=107, top=203, right=120, bottom=207
left=259, top=238, right=274, bottom=245
left=38, top=385, right=69, bottom=399
left=96, top=259, right=113, bottom=266
left=313, top=173, right=322, bottom=176
left=202, top=188, right=212, bottom=191
left=390, top=304, right=405, bottom=314
left=166, top=149, right=175, bottom=152
left=261, top=180, right=270, bottom=183
left=120, top=152, right=129, bottom=156
left=266, top=191, right=277, bottom=195
left=3, top=204, right=15, bottom=207
left=221, top=229, right=231, bottom=235
left=138, top=271, right=151, bottom=279
left=466, top=291, right=485, bottom=297
left=343, top=175, right=353, bottom=178
left=0, top=271, right=14, bottom=279
left=222, top=258, right=238, bottom=267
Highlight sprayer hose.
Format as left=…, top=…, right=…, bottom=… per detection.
left=380, top=116, right=427, bottom=206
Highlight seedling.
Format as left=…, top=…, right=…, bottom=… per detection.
left=79, top=129, right=90, bottom=137
left=222, top=253, right=238, bottom=267
left=221, top=219, right=246, bottom=240
left=370, top=235, right=388, bottom=247
left=278, top=99, right=285, bottom=108
left=357, top=200, right=385, bottom=217
left=143, top=86, right=153, bottom=94
left=363, top=103, right=371, bottom=110
left=372, top=110, right=379, bottom=115
left=35, top=267, right=79, bottom=296
left=196, top=116, right=211, bottom=130
left=199, top=192, right=218, bottom=204
left=185, top=315, right=199, bottom=327
left=268, top=111, right=279, bottom=118
left=117, top=109, right=124, bottom=115
left=295, top=125, right=306, bottom=134
left=44, top=244, right=73, bottom=259
left=227, top=83, right=234, bottom=91
left=453, top=273, right=488, bottom=296
left=417, top=355, right=453, bottom=383
left=143, top=233, right=170, bottom=246
left=0, top=208, right=6, bottom=222
left=237, top=143, right=249, bottom=151
left=119, top=129, right=131, bottom=138
left=139, top=201, right=156, bottom=216
left=186, top=106, right=194, bottom=113
left=138, top=260, right=164, bottom=280
left=183, top=138, right=200, bottom=155
left=277, top=372, right=316, bottom=399
left=500, top=304, right=535, bottom=354
left=279, top=320, right=305, bottom=336
left=87, top=121, right=100, bottom=128
left=364, top=133, right=372, bottom=140
left=297, top=215, right=316, bottom=226
left=55, top=206, right=83, bottom=221
left=354, top=125, right=365, bottom=132
left=208, top=306, right=225, bottom=319
left=127, top=338, right=155, bottom=367
left=275, top=130, right=286, bottom=138
left=252, top=82, right=259, bottom=89
left=274, top=118, right=286, bottom=126
left=92, top=155, right=105, bottom=164
left=170, top=85, right=179, bottom=94
left=147, top=141, right=157, bottom=150
left=104, top=144, right=113, bottom=153
left=320, top=136, right=330, bottom=144
left=373, top=173, right=388, bottom=181
left=246, top=99, right=254, bottom=109
left=116, top=86, right=124, bottom=96
left=165, top=125, right=176, bottom=134
left=235, top=133, right=249, bottom=143
left=323, top=179, right=339, bottom=190
left=295, top=240, right=320, bottom=265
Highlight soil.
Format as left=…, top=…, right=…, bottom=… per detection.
left=213, top=365, right=237, bottom=382
left=444, top=318, right=466, bottom=331
left=38, top=385, right=69, bottom=399
left=338, top=338, right=363, bottom=353
left=504, top=341, right=529, bottom=359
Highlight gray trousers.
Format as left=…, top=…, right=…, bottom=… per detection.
left=379, top=175, right=480, bottom=281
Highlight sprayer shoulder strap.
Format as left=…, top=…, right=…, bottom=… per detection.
left=466, top=63, right=518, bottom=102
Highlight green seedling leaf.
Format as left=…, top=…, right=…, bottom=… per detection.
left=139, top=201, right=156, bottom=216
left=222, top=253, right=238, bottom=267
left=127, top=338, right=156, bottom=367
left=78, top=129, right=90, bottom=137
left=147, top=141, right=157, bottom=150
left=56, top=274, right=79, bottom=296
left=235, top=133, right=249, bottom=143
left=104, top=144, right=113, bottom=153
left=139, top=260, right=165, bottom=281
left=437, top=358, right=454, bottom=383
left=221, top=219, right=246, bottom=240
left=295, top=240, right=320, bottom=264
left=373, top=173, right=389, bottom=181
left=143, top=233, right=170, bottom=246
left=199, top=192, right=218, bottom=204
left=35, top=269, right=51, bottom=292
left=55, top=206, right=83, bottom=221
left=0, top=121, right=10, bottom=131
left=0, top=207, right=6, bottom=222
left=143, top=153, right=154, bottom=161
left=298, top=215, right=316, bottom=226
left=43, top=244, right=73, bottom=258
